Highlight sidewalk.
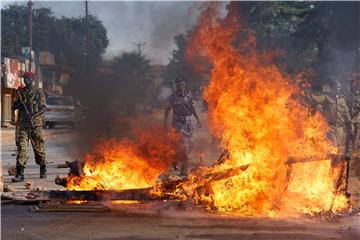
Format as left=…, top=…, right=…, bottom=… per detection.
left=1, top=127, right=78, bottom=192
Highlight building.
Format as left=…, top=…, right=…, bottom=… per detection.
left=1, top=57, right=27, bottom=126
left=1, top=51, right=71, bottom=126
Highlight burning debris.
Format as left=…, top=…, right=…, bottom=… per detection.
left=57, top=126, right=181, bottom=191
left=183, top=5, right=350, bottom=216
left=53, top=6, right=351, bottom=217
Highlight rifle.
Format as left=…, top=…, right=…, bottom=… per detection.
left=15, top=89, right=36, bottom=132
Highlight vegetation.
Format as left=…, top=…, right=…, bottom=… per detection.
left=165, top=2, right=360, bottom=92
left=110, top=51, right=152, bottom=114
left=1, top=4, right=109, bottom=101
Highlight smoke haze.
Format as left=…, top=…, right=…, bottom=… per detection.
left=30, top=1, right=205, bottom=64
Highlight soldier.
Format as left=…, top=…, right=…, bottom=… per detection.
left=320, top=82, right=353, bottom=157
left=12, top=72, right=46, bottom=182
left=350, top=76, right=360, bottom=148
left=164, top=76, right=201, bottom=176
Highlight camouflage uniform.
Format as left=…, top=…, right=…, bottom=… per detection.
left=164, top=77, right=201, bottom=175
left=168, top=92, right=195, bottom=154
left=351, top=91, right=360, bottom=147
left=14, top=88, right=46, bottom=167
left=321, top=92, right=352, bottom=156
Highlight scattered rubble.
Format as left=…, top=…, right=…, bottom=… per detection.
left=33, top=186, right=46, bottom=192
left=25, top=181, right=33, bottom=190
left=55, top=175, right=67, bottom=187
left=7, top=167, right=16, bottom=176
left=3, top=185, right=14, bottom=192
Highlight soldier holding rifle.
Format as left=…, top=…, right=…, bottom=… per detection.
left=12, top=72, right=46, bottom=182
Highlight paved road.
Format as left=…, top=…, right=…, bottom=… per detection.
left=1, top=113, right=360, bottom=240
left=1, top=127, right=78, bottom=191
left=2, top=203, right=360, bottom=240
left=1, top=111, right=220, bottom=192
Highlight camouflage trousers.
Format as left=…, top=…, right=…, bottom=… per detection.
left=16, top=125, right=46, bottom=167
left=352, top=123, right=360, bottom=147
left=327, top=125, right=351, bottom=156
left=174, top=135, right=193, bottom=175
left=172, top=117, right=194, bottom=175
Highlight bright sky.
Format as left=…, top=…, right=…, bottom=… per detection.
left=1, top=0, right=205, bottom=64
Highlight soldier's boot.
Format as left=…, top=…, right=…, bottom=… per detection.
left=40, top=165, right=47, bottom=178
left=12, top=166, right=25, bottom=182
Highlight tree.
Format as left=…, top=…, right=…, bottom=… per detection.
left=110, top=51, right=152, bottom=114
left=230, top=1, right=360, bottom=90
left=56, top=15, right=109, bottom=103
left=52, top=15, right=108, bottom=68
left=1, top=4, right=109, bottom=102
left=1, top=4, right=108, bottom=62
left=1, top=5, right=32, bottom=56
left=164, top=34, right=207, bottom=95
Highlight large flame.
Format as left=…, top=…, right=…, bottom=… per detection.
left=184, top=5, right=348, bottom=216
left=65, top=5, right=349, bottom=217
left=67, top=126, right=180, bottom=190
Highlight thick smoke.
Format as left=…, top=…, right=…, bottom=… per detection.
left=36, top=1, right=204, bottom=64
left=27, top=1, right=207, bottom=153
left=319, top=2, right=360, bottom=94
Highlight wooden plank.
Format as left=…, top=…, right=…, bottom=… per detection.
left=46, top=189, right=169, bottom=201
left=285, top=154, right=345, bottom=165
left=56, top=163, right=68, bottom=168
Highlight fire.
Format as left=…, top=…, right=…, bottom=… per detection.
left=64, top=4, right=349, bottom=217
left=65, top=200, right=89, bottom=205
left=66, top=126, right=180, bottom=190
left=184, top=5, right=348, bottom=216
left=111, top=200, right=141, bottom=205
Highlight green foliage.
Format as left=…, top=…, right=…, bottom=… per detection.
left=1, top=4, right=109, bottom=103
left=52, top=15, right=108, bottom=67
left=233, top=2, right=316, bottom=68
left=110, top=51, right=152, bottom=114
left=1, top=5, right=29, bottom=56
left=232, top=1, right=360, bottom=89
left=165, top=2, right=359, bottom=94
left=1, top=4, right=108, bottom=68
left=32, top=7, right=57, bottom=52
left=164, top=34, right=206, bottom=94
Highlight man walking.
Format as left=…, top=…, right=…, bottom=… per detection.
left=164, top=76, right=201, bottom=176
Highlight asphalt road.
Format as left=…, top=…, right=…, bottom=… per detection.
left=2, top=203, right=360, bottom=240
left=1, top=113, right=360, bottom=240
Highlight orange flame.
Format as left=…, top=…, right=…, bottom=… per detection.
left=65, top=200, right=89, bottom=205
left=67, top=126, right=181, bottom=190
left=184, top=5, right=348, bottom=216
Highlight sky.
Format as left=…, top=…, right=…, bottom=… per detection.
left=1, top=0, right=206, bottom=64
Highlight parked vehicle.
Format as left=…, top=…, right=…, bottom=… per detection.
left=45, top=96, right=75, bottom=128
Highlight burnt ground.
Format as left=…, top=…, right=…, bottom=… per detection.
left=1, top=109, right=360, bottom=239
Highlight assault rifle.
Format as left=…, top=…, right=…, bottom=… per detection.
left=15, top=90, right=36, bottom=132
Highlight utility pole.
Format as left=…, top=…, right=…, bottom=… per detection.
left=27, top=0, right=33, bottom=71
left=358, top=2, right=360, bottom=74
left=133, top=41, right=146, bottom=55
left=85, top=0, right=89, bottom=60
left=27, top=1, right=33, bottom=49
left=84, top=0, right=91, bottom=101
